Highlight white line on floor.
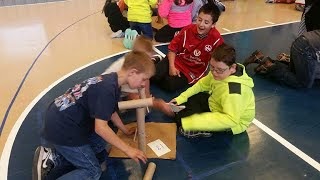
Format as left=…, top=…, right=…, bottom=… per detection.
left=265, top=21, right=276, bottom=25
left=222, top=28, right=231, bottom=32
left=153, top=47, right=166, bottom=57
left=222, top=20, right=300, bottom=35
left=253, top=119, right=320, bottom=172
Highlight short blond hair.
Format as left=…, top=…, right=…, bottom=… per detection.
left=133, top=36, right=154, bottom=55
left=122, top=50, right=155, bottom=77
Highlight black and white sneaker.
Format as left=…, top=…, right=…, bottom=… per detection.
left=151, top=54, right=163, bottom=64
left=32, top=146, right=55, bottom=180
left=214, top=0, right=226, bottom=12
left=179, top=127, right=213, bottom=138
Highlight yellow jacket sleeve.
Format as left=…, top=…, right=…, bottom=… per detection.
left=175, top=74, right=211, bottom=105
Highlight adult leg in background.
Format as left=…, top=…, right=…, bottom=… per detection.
left=290, top=34, right=318, bottom=88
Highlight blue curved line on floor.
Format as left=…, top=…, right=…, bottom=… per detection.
left=0, top=10, right=101, bottom=135
left=176, top=152, right=193, bottom=177
left=194, top=160, right=245, bottom=179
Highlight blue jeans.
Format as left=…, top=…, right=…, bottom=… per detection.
left=46, top=133, right=107, bottom=180
left=265, top=34, right=318, bottom=88
left=129, top=22, right=153, bottom=39
left=290, top=35, right=318, bottom=88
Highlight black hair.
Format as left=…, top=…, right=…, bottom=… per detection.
left=198, top=0, right=221, bottom=23
left=102, top=0, right=112, bottom=16
left=211, top=43, right=236, bottom=66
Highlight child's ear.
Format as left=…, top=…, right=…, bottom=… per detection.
left=230, top=64, right=237, bottom=73
left=211, top=23, right=216, bottom=29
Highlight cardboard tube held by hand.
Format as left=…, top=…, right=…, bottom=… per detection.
left=118, top=98, right=153, bottom=110
left=143, top=162, right=156, bottom=180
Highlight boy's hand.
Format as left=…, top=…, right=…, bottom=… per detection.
left=169, top=66, right=181, bottom=77
left=169, top=99, right=177, bottom=105
left=123, top=127, right=136, bottom=136
left=125, top=147, right=147, bottom=164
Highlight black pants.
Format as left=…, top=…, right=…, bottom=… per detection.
left=305, top=0, right=320, bottom=32
left=261, top=61, right=303, bottom=88
left=154, top=25, right=182, bottom=43
left=175, top=92, right=210, bottom=127
left=104, top=2, right=129, bottom=32
left=151, top=57, right=189, bottom=92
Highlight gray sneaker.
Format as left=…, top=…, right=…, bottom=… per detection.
left=179, top=127, right=213, bottom=138
left=32, top=146, right=55, bottom=180
left=214, top=0, right=226, bottom=12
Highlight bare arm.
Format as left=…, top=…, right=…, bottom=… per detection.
left=168, top=51, right=180, bottom=77
left=110, top=112, right=135, bottom=135
left=95, top=118, right=147, bottom=163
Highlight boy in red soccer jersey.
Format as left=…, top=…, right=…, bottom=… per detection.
left=151, top=2, right=224, bottom=92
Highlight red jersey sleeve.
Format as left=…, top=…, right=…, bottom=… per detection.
left=211, top=28, right=224, bottom=48
left=168, top=24, right=193, bottom=53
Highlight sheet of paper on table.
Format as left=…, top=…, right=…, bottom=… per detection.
left=147, top=139, right=171, bottom=157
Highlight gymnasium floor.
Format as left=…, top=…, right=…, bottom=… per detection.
left=1, top=0, right=319, bottom=179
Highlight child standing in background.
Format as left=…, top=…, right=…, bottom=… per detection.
left=155, top=0, right=194, bottom=42
left=124, top=0, right=157, bottom=39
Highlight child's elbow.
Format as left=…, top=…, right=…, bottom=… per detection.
left=94, top=122, right=106, bottom=135
left=95, top=126, right=103, bottom=135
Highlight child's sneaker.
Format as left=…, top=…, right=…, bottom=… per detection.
left=276, top=52, right=290, bottom=63
left=110, top=30, right=124, bottom=38
left=243, top=50, right=264, bottom=66
left=254, top=57, right=275, bottom=74
left=123, top=28, right=138, bottom=49
left=214, top=0, right=226, bottom=12
left=151, top=54, right=163, bottom=64
left=179, top=127, right=213, bottom=138
left=32, top=146, right=55, bottom=180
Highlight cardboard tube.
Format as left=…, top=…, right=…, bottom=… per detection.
left=118, top=98, right=153, bottom=110
left=138, top=88, right=150, bottom=113
left=136, top=107, right=146, bottom=152
left=143, top=162, right=156, bottom=180
left=138, top=88, right=146, bottom=99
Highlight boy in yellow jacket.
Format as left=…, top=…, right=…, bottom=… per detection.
left=124, top=0, right=157, bottom=39
left=170, top=43, right=255, bottom=138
